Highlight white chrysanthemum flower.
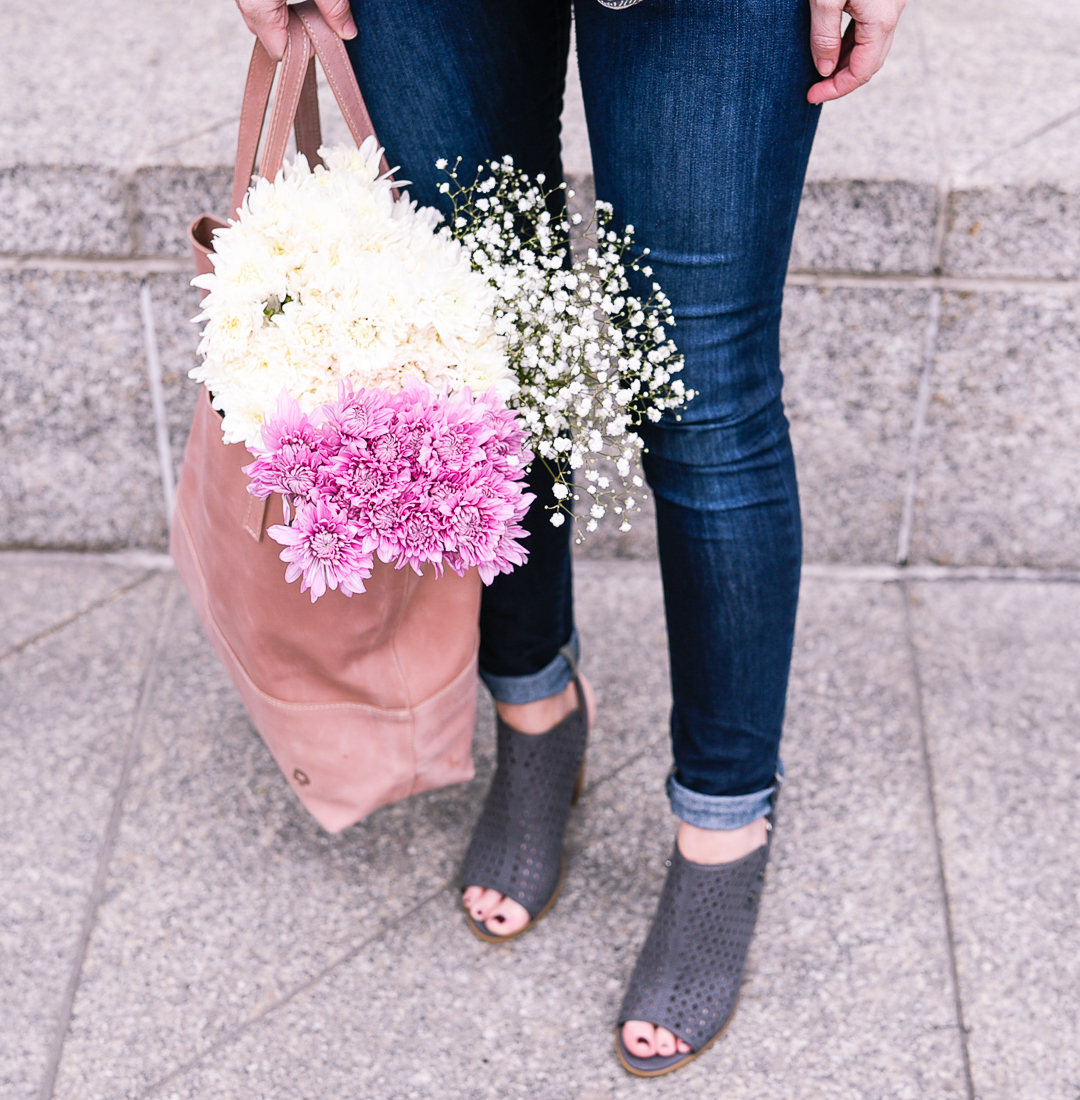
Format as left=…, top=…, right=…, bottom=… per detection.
left=192, top=138, right=514, bottom=448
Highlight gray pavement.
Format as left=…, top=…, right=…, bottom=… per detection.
left=2, top=1, right=1080, bottom=1098
left=3, top=555, right=1078, bottom=1099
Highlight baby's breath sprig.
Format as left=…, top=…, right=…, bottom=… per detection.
left=438, top=155, right=692, bottom=535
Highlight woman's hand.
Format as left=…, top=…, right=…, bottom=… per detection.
left=234, top=0, right=357, bottom=61
left=807, top=0, right=906, bottom=104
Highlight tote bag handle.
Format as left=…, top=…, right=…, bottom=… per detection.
left=234, top=1, right=389, bottom=210
left=192, top=2, right=390, bottom=273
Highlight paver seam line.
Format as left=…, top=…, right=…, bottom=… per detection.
left=144, top=112, right=242, bottom=157
left=802, top=563, right=1080, bottom=583
left=0, top=549, right=174, bottom=569
left=899, top=578, right=976, bottom=1100
left=37, top=575, right=178, bottom=1100
left=897, top=289, right=942, bottom=565
left=140, top=279, right=177, bottom=524
left=0, top=255, right=193, bottom=274
left=965, top=102, right=1080, bottom=178
left=910, top=0, right=952, bottom=276
left=578, top=732, right=668, bottom=804
left=0, top=570, right=161, bottom=666
left=8, top=550, right=1080, bottom=584
left=135, top=880, right=453, bottom=1100
left=786, top=272, right=1080, bottom=291
left=6, top=253, right=1080, bottom=292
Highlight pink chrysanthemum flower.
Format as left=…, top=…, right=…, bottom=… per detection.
left=394, top=500, right=447, bottom=576
left=268, top=499, right=373, bottom=602
left=245, top=442, right=328, bottom=500
left=325, top=385, right=396, bottom=441
left=261, top=388, right=327, bottom=451
left=326, top=439, right=405, bottom=503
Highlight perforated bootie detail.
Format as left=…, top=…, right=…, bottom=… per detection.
left=461, top=678, right=589, bottom=930
left=616, top=838, right=771, bottom=1074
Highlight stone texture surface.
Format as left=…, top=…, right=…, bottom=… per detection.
left=0, top=571, right=168, bottom=1100
left=134, top=167, right=232, bottom=259
left=0, top=167, right=133, bottom=258
left=0, top=0, right=250, bottom=172
left=790, top=181, right=939, bottom=276
left=48, top=562, right=668, bottom=1099
left=909, top=580, right=1080, bottom=1100
left=918, top=0, right=1080, bottom=184
left=0, top=271, right=167, bottom=549
left=50, top=572, right=968, bottom=1100
left=50, top=590, right=494, bottom=1100
left=782, top=285, right=930, bottom=565
left=943, top=183, right=1080, bottom=279
left=909, top=288, right=1080, bottom=568
left=0, top=553, right=156, bottom=657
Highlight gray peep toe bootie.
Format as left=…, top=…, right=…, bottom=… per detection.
left=460, top=675, right=594, bottom=942
left=616, top=816, right=774, bottom=1076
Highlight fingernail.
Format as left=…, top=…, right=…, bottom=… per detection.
left=816, top=58, right=835, bottom=76
left=343, top=20, right=358, bottom=39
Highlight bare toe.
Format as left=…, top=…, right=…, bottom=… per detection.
left=655, top=1026, right=678, bottom=1057
left=466, top=887, right=503, bottom=923
left=622, top=1021, right=656, bottom=1058
left=462, top=886, right=483, bottom=909
left=482, top=895, right=530, bottom=937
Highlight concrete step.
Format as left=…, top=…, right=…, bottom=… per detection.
left=2, top=0, right=1079, bottom=564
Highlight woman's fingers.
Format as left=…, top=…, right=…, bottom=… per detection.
left=808, top=0, right=845, bottom=78
left=234, top=0, right=290, bottom=60
left=235, top=0, right=358, bottom=62
left=807, top=0, right=906, bottom=104
left=314, top=0, right=359, bottom=42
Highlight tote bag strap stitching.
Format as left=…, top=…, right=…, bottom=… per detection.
left=293, top=1, right=395, bottom=181
left=261, top=21, right=314, bottom=182
left=230, top=40, right=277, bottom=216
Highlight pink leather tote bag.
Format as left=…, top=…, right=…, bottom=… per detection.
left=171, top=3, right=481, bottom=833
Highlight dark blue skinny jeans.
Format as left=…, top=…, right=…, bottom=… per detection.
left=346, top=0, right=820, bottom=828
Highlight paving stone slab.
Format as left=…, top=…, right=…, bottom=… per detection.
left=783, top=285, right=931, bottom=564
left=49, top=588, right=492, bottom=1100
left=55, top=573, right=965, bottom=1099
left=134, top=167, right=233, bottom=259
left=943, top=182, right=1080, bottom=280
left=0, top=553, right=157, bottom=658
left=0, top=271, right=167, bottom=549
left=791, top=180, right=940, bottom=277
left=918, top=0, right=1080, bottom=185
left=0, top=167, right=133, bottom=258
left=0, top=570, right=168, bottom=1100
left=908, top=580, right=1080, bottom=1100
left=910, top=287, right=1080, bottom=568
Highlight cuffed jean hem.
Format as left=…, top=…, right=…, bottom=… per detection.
left=478, top=628, right=579, bottom=705
left=666, top=762, right=784, bottom=830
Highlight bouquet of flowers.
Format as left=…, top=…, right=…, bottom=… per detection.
left=191, top=138, right=689, bottom=601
